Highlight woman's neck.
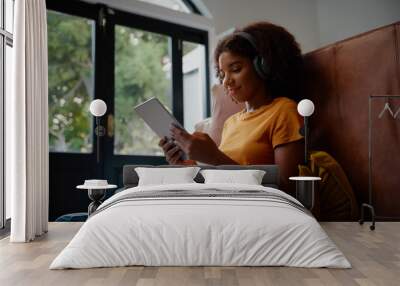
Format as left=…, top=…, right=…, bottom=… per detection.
left=245, top=92, right=273, bottom=112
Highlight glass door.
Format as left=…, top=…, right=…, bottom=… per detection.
left=48, top=10, right=94, bottom=154
left=102, top=9, right=210, bottom=186
left=47, top=8, right=98, bottom=220
left=114, top=26, right=172, bottom=156
left=46, top=0, right=209, bottom=219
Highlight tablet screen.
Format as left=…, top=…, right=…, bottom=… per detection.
left=134, top=97, right=185, bottom=139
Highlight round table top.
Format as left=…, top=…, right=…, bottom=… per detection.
left=76, top=184, right=117, bottom=190
left=289, top=176, right=321, bottom=181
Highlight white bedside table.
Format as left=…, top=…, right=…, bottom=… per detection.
left=289, top=176, right=321, bottom=210
left=77, top=182, right=117, bottom=215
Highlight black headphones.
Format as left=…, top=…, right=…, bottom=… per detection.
left=234, top=31, right=270, bottom=80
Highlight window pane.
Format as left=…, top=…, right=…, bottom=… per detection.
left=137, top=0, right=191, bottom=13
left=0, top=1, right=2, bottom=29
left=5, top=0, right=14, bottom=33
left=0, top=38, right=3, bottom=227
left=114, top=25, right=172, bottom=156
left=47, top=11, right=94, bottom=153
left=5, top=43, right=11, bottom=219
left=182, top=41, right=206, bottom=133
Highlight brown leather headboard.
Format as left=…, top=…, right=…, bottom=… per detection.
left=303, top=21, right=400, bottom=219
left=205, top=22, right=400, bottom=219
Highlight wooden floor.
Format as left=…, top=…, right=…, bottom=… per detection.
left=0, top=222, right=399, bottom=286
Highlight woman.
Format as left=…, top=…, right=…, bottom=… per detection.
left=159, top=21, right=304, bottom=194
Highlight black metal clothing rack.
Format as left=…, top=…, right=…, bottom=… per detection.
left=359, top=95, right=400, bottom=230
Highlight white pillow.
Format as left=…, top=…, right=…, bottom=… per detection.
left=135, top=167, right=201, bottom=186
left=200, top=169, right=266, bottom=185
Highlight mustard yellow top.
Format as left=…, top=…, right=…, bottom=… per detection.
left=219, top=97, right=303, bottom=165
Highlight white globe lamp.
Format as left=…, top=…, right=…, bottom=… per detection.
left=89, top=99, right=107, bottom=163
left=89, top=99, right=107, bottom=117
left=297, top=99, right=315, bottom=165
left=297, top=99, right=315, bottom=117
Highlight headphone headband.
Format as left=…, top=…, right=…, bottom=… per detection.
left=234, top=31, right=259, bottom=52
left=234, top=31, right=270, bottom=80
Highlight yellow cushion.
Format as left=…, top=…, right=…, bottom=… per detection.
left=299, top=151, right=359, bottom=220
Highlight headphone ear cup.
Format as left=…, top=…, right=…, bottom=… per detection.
left=253, top=56, right=269, bottom=80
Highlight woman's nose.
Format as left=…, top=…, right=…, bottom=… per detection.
left=223, top=75, right=233, bottom=88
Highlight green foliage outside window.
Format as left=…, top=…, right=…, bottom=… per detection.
left=48, top=11, right=172, bottom=155
left=48, top=11, right=93, bottom=153
left=114, top=26, right=171, bottom=155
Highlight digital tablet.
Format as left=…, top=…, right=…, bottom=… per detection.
left=134, top=97, right=185, bottom=139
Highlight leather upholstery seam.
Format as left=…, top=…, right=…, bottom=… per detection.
left=393, top=25, right=400, bottom=89
left=333, top=44, right=339, bottom=120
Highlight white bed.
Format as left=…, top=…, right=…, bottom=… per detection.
left=50, top=183, right=351, bottom=269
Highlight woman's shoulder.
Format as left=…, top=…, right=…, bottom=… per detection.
left=224, top=97, right=298, bottom=125
left=269, top=97, right=300, bottom=121
left=273, top=97, right=298, bottom=109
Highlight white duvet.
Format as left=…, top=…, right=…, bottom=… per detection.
left=50, top=183, right=351, bottom=269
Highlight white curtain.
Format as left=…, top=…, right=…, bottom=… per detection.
left=7, top=0, right=49, bottom=242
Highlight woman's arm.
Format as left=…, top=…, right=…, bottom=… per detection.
left=274, top=140, right=304, bottom=196
left=170, top=126, right=238, bottom=165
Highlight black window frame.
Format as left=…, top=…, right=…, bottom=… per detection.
left=111, top=7, right=210, bottom=123
left=182, top=0, right=202, bottom=15
left=46, top=0, right=211, bottom=162
left=46, top=0, right=211, bottom=220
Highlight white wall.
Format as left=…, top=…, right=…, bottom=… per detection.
left=201, top=0, right=320, bottom=53
left=317, top=0, right=400, bottom=47
left=201, top=0, right=400, bottom=52
left=81, top=0, right=400, bottom=55
left=183, top=46, right=207, bottom=132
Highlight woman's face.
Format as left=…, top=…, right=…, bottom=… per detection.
left=218, top=51, right=265, bottom=103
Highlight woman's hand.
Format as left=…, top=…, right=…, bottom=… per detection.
left=158, top=137, right=185, bottom=165
left=170, top=124, right=236, bottom=165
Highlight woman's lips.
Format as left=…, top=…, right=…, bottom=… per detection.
left=228, top=87, right=241, bottom=96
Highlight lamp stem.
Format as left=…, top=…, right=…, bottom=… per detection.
left=96, top=117, right=100, bottom=163
left=304, top=116, right=309, bottom=165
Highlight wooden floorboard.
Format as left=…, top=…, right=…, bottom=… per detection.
left=0, top=222, right=399, bottom=286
